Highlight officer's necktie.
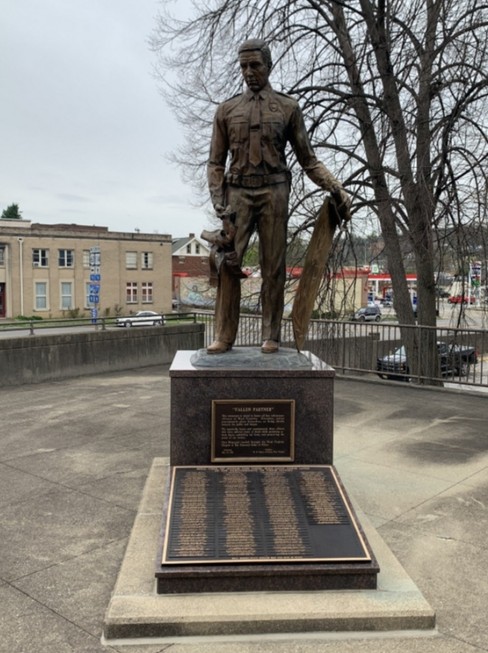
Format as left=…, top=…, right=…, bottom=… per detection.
left=249, top=95, right=262, bottom=167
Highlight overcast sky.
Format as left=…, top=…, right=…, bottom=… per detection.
left=1, top=0, right=209, bottom=239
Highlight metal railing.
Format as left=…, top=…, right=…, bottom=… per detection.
left=0, top=312, right=199, bottom=335
left=194, top=311, right=488, bottom=389
left=0, top=316, right=109, bottom=335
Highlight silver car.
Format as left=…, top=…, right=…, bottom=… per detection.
left=115, top=311, right=165, bottom=327
left=351, top=305, right=381, bottom=322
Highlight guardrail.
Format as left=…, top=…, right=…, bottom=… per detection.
left=0, top=316, right=109, bottom=335
left=0, top=312, right=200, bottom=335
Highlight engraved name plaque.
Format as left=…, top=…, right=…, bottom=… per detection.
left=211, top=399, right=295, bottom=462
left=162, top=465, right=372, bottom=565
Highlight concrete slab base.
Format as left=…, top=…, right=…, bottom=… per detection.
left=102, top=458, right=436, bottom=645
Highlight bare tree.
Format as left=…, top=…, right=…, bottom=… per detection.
left=152, top=0, right=488, bottom=382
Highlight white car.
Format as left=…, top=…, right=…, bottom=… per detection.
left=115, top=311, right=165, bottom=327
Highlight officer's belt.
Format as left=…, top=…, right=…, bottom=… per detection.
left=226, top=172, right=289, bottom=188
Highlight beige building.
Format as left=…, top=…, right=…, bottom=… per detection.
left=0, top=219, right=173, bottom=319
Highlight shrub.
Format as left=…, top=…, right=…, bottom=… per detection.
left=15, top=315, right=43, bottom=321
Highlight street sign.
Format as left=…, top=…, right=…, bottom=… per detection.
left=89, top=247, right=101, bottom=308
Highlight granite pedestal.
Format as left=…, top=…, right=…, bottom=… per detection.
left=155, top=347, right=379, bottom=594
left=170, top=348, right=335, bottom=465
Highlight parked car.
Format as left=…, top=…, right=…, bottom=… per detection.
left=115, top=311, right=165, bottom=327
left=377, top=341, right=478, bottom=381
left=448, top=295, right=475, bottom=304
left=450, top=343, right=478, bottom=365
left=351, top=305, right=381, bottom=322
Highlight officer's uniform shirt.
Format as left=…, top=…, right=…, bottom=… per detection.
left=208, top=83, right=339, bottom=208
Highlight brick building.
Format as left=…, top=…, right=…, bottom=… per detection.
left=172, top=234, right=212, bottom=303
left=172, top=233, right=211, bottom=277
left=0, top=219, right=172, bottom=319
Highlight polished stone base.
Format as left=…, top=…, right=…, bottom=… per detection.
left=170, top=348, right=335, bottom=466
left=102, top=458, right=435, bottom=643
left=156, top=561, right=378, bottom=594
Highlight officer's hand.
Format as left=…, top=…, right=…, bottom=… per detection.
left=328, top=186, right=351, bottom=225
left=340, top=189, right=351, bottom=214
left=214, top=204, right=232, bottom=218
left=332, top=187, right=351, bottom=220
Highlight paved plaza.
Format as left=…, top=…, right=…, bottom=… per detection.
left=0, top=365, right=487, bottom=652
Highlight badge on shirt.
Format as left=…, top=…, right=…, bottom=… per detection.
left=269, top=102, right=278, bottom=112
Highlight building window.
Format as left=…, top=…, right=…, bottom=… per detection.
left=142, top=282, right=153, bottom=303
left=33, top=249, right=49, bottom=267
left=126, top=251, right=137, bottom=269
left=83, top=250, right=90, bottom=268
left=186, top=243, right=191, bottom=254
left=141, top=251, right=153, bottom=269
left=195, top=243, right=200, bottom=255
left=58, top=249, right=74, bottom=267
left=0, top=246, right=5, bottom=267
left=126, top=282, right=138, bottom=303
left=60, top=282, right=73, bottom=309
left=35, top=282, right=48, bottom=310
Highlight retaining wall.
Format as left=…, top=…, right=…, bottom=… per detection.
left=0, top=323, right=204, bottom=386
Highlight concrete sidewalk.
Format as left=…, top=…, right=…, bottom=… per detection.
left=0, top=365, right=487, bottom=652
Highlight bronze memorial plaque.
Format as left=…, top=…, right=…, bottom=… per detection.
left=162, top=465, right=371, bottom=565
left=211, top=399, right=295, bottom=462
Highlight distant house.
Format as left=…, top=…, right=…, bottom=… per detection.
left=172, top=233, right=211, bottom=288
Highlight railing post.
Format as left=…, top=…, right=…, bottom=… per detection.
left=369, top=330, right=380, bottom=372
left=341, top=321, right=346, bottom=373
left=29, top=320, right=34, bottom=336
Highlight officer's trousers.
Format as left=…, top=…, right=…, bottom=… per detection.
left=214, top=182, right=289, bottom=346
